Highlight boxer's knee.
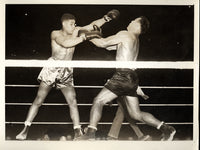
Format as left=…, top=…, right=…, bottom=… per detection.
left=128, top=110, right=143, bottom=121
left=68, top=98, right=78, bottom=109
left=33, top=90, right=48, bottom=107
left=32, top=97, right=43, bottom=107
left=63, top=89, right=77, bottom=108
left=93, top=96, right=107, bottom=106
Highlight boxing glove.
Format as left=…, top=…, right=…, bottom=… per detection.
left=104, top=9, right=120, bottom=22
left=78, top=29, right=102, bottom=40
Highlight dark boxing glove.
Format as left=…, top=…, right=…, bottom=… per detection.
left=78, top=29, right=102, bottom=40
left=104, top=9, right=120, bottom=22
left=93, top=25, right=102, bottom=32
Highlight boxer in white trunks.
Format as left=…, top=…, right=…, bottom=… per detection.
left=16, top=10, right=120, bottom=140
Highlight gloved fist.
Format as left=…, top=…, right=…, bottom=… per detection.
left=93, top=25, right=102, bottom=33
left=104, top=9, right=120, bottom=22
left=78, top=29, right=102, bottom=40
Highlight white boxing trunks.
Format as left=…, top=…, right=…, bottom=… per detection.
left=37, top=57, right=74, bottom=89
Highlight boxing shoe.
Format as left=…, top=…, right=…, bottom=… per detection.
left=16, top=126, right=29, bottom=140
left=73, top=128, right=83, bottom=140
left=74, top=134, right=95, bottom=141
left=16, top=133, right=27, bottom=140
left=138, top=135, right=152, bottom=141
left=139, top=135, right=152, bottom=141
left=74, top=128, right=96, bottom=141
left=160, top=123, right=176, bottom=141
left=106, top=136, right=118, bottom=140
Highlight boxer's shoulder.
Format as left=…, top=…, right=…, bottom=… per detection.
left=117, top=30, right=129, bottom=36
left=116, top=31, right=132, bottom=40
left=51, top=30, right=62, bottom=39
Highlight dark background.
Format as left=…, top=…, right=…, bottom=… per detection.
left=6, top=68, right=193, bottom=140
left=6, top=5, right=194, bottom=61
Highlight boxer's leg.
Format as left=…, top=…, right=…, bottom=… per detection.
left=16, top=82, right=52, bottom=140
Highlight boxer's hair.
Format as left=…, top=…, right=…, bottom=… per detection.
left=61, top=13, right=76, bottom=22
left=139, top=16, right=150, bottom=34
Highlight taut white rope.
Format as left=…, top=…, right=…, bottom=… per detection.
left=5, top=121, right=193, bottom=125
left=5, top=103, right=193, bottom=106
left=5, top=84, right=193, bottom=89
left=5, top=60, right=194, bottom=69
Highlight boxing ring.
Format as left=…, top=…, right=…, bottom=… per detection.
left=5, top=60, right=197, bottom=140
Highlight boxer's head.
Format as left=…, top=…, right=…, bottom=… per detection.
left=127, top=16, right=149, bottom=35
left=61, top=13, right=76, bottom=34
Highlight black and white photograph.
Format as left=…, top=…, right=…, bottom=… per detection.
left=0, top=0, right=199, bottom=150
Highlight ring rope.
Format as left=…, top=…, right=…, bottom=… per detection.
left=5, top=60, right=194, bottom=69
left=5, top=103, right=193, bottom=106
left=5, top=84, right=193, bottom=89
left=5, top=121, right=193, bottom=125
left=6, top=84, right=193, bottom=127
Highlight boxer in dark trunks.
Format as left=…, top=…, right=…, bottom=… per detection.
left=105, top=69, right=139, bottom=96
left=16, top=10, right=119, bottom=140
left=77, top=16, right=176, bottom=141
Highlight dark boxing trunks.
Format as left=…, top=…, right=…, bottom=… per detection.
left=104, top=68, right=139, bottom=96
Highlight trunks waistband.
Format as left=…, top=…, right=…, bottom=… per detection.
left=116, top=68, right=136, bottom=72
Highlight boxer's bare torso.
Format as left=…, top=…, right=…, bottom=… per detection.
left=91, top=17, right=142, bottom=63
left=51, top=27, right=79, bottom=60
left=90, top=30, right=139, bottom=63
left=114, top=31, right=139, bottom=61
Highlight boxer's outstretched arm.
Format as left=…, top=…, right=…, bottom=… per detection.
left=52, top=31, right=85, bottom=48
left=81, top=18, right=107, bottom=31
left=81, top=9, right=120, bottom=31
left=90, top=34, right=121, bottom=49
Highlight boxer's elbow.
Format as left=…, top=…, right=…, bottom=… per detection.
left=106, top=45, right=117, bottom=51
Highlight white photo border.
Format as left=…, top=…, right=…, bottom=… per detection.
left=0, top=0, right=199, bottom=150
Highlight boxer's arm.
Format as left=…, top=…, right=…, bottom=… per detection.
left=52, top=31, right=85, bottom=48
left=80, top=9, right=120, bottom=31
left=106, top=45, right=117, bottom=50
left=80, top=17, right=107, bottom=31
left=137, top=86, right=149, bottom=100
left=90, top=34, right=121, bottom=49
